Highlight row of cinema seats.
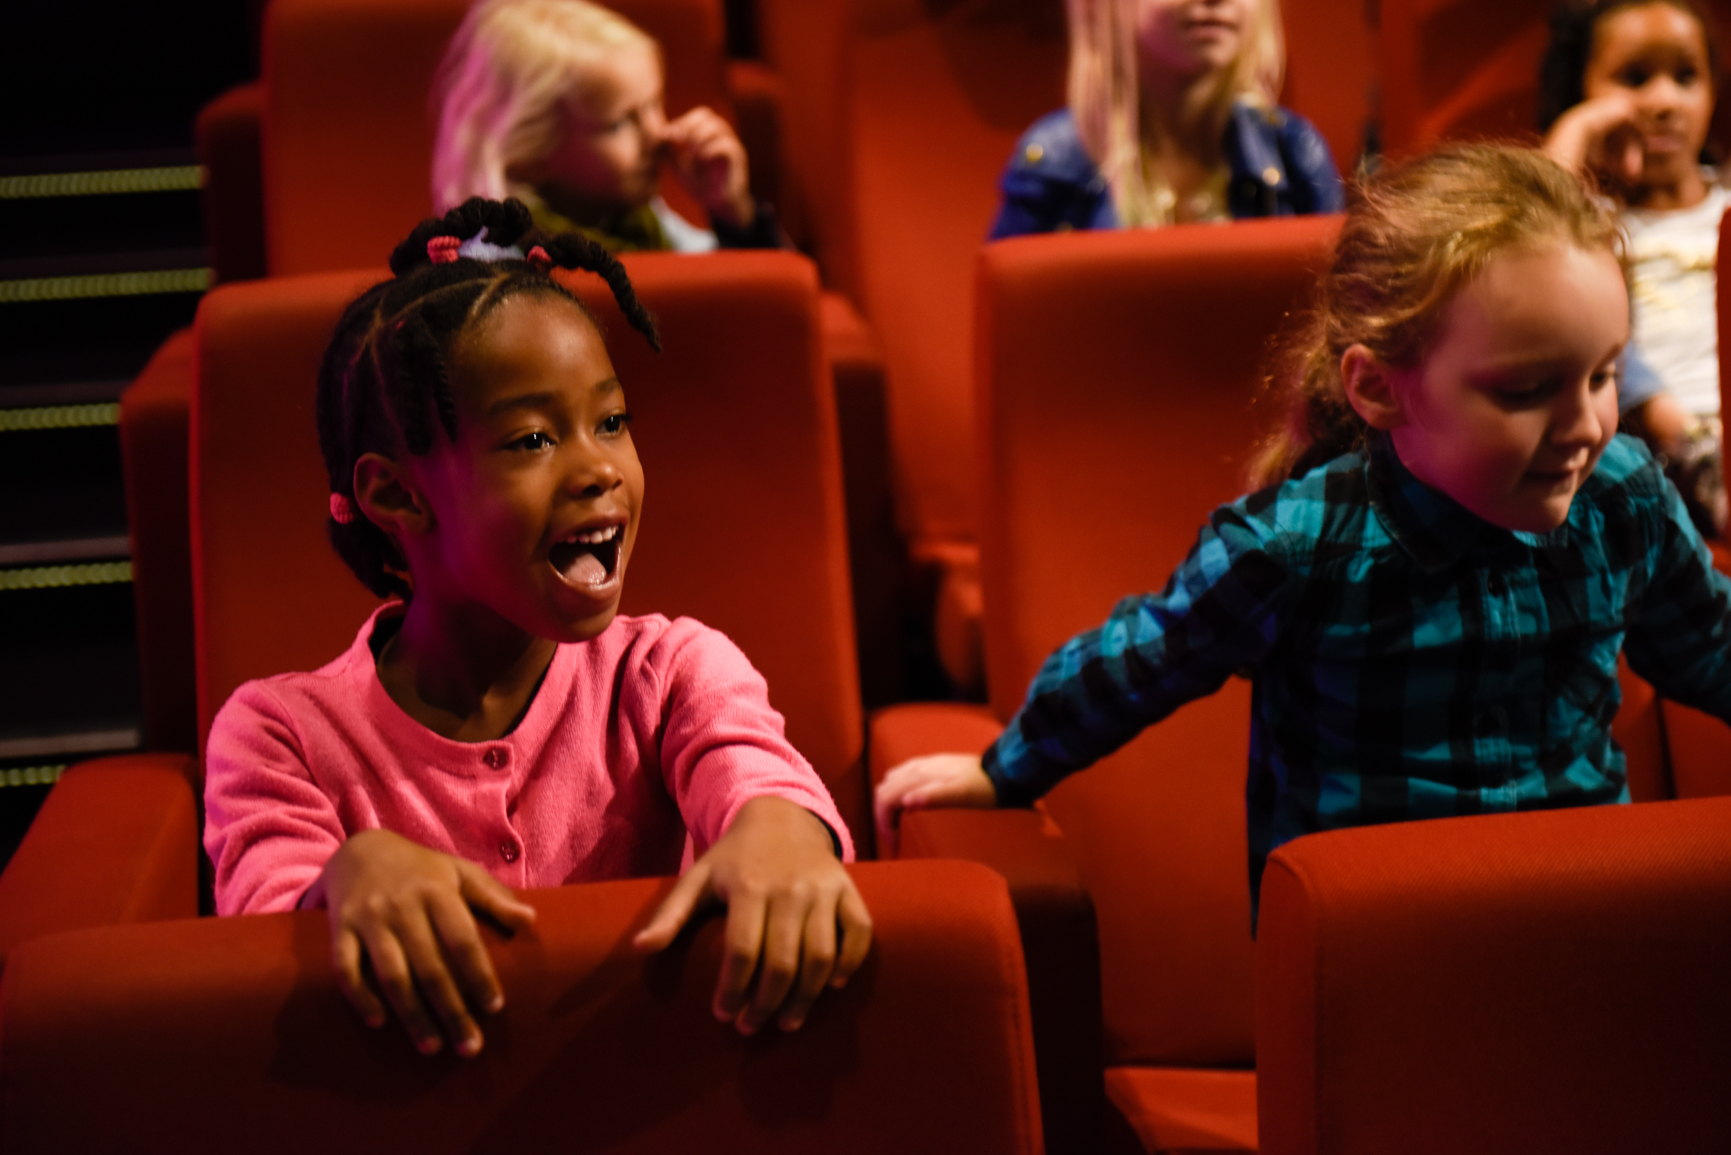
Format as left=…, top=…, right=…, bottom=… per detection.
left=151, top=0, right=1442, bottom=730
left=119, top=0, right=1731, bottom=744
left=3, top=213, right=1731, bottom=1149
left=137, top=0, right=1731, bottom=730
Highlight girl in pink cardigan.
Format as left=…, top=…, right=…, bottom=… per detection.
left=203, top=198, right=869, bottom=1061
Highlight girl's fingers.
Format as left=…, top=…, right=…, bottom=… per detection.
left=397, top=912, right=484, bottom=1058
left=359, top=927, right=443, bottom=1056
left=830, top=882, right=874, bottom=989
left=428, top=891, right=505, bottom=1018
left=634, top=862, right=713, bottom=953
left=331, top=927, right=386, bottom=1028
left=456, top=860, right=538, bottom=933
left=713, top=889, right=768, bottom=1026
left=738, top=891, right=804, bottom=1034
left=777, top=892, right=839, bottom=1031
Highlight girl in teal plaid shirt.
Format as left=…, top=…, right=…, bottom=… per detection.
left=878, top=144, right=1731, bottom=912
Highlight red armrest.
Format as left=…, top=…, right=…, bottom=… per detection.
left=195, top=82, right=267, bottom=284
left=120, top=329, right=197, bottom=754
left=0, top=754, right=198, bottom=968
left=872, top=703, right=1104, bottom=1155
left=1257, top=797, right=1731, bottom=1154
left=0, top=861, right=1041, bottom=1155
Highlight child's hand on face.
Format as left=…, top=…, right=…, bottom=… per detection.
left=874, top=754, right=997, bottom=858
left=663, top=107, right=756, bottom=230
left=303, top=829, right=538, bottom=1059
left=633, top=796, right=871, bottom=1034
left=1544, top=92, right=1645, bottom=188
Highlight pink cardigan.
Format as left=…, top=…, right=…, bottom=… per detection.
left=204, top=607, right=853, bottom=915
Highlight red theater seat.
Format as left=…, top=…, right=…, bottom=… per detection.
left=1256, top=797, right=1731, bottom=1155
left=871, top=216, right=1342, bottom=1154
left=3, top=251, right=871, bottom=962
left=760, top=0, right=1069, bottom=692
left=0, top=861, right=1044, bottom=1155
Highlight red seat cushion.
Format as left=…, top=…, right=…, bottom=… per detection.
left=1104, top=1067, right=1257, bottom=1154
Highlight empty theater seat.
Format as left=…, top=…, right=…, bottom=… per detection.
left=0, top=861, right=1044, bottom=1155
left=1256, top=796, right=1731, bottom=1155
left=872, top=216, right=1342, bottom=1153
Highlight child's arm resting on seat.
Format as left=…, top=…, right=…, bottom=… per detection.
left=301, top=829, right=537, bottom=1060
left=633, top=795, right=871, bottom=1034
left=634, top=620, right=870, bottom=1034
left=204, top=681, right=535, bottom=1059
left=874, top=755, right=997, bottom=857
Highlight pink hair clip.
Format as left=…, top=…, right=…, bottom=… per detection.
left=526, top=245, right=553, bottom=272
left=427, top=235, right=462, bottom=264
left=329, top=493, right=358, bottom=524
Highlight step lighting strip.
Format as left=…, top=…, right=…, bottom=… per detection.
left=0, top=765, right=64, bottom=789
left=0, top=402, right=120, bottom=432
left=0, top=561, right=132, bottom=591
left=0, top=267, right=211, bottom=303
left=0, top=165, right=203, bottom=200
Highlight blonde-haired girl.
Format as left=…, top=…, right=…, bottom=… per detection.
left=890, top=144, right=1731, bottom=921
left=990, top=0, right=1342, bottom=236
left=432, top=0, right=778, bottom=252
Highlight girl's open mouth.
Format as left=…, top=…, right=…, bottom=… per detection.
left=549, top=523, right=624, bottom=588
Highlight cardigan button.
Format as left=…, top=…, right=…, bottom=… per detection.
left=499, top=841, right=520, bottom=863
left=1261, top=166, right=1281, bottom=187
left=1024, top=142, right=1045, bottom=164
left=483, top=747, right=509, bottom=770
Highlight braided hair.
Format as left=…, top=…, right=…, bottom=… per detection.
left=316, top=197, right=659, bottom=599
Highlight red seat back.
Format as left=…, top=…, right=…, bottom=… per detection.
left=973, top=216, right=1340, bottom=1067
left=263, top=0, right=731, bottom=277
left=1258, top=797, right=1731, bottom=1154
left=192, top=251, right=868, bottom=840
left=762, top=0, right=1070, bottom=549
left=0, top=861, right=1043, bottom=1155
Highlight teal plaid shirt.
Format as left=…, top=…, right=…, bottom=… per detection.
left=984, top=434, right=1731, bottom=916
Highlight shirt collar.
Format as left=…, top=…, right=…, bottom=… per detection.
left=1364, top=433, right=1499, bottom=570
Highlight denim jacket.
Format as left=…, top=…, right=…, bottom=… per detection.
left=988, top=103, right=1345, bottom=239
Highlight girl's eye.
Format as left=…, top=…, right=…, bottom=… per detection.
left=511, top=431, right=555, bottom=451
left=1591, top=368, right=1619, bottom=390
left=600, top=411, right=635, bottom=436
left=1619, top=66, right=1651, bottom=87
left=1676, top=66, right=1699, bottom=85
left=1494, top=382, right=1550, bottom=406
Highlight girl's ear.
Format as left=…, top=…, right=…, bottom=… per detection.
left=1341, top=344, right=1408, bottom=431
left=353, top=452, right=434, bottom=539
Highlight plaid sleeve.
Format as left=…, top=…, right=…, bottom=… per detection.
left=1622, top=465, right=1731, bottom=722
left=984, top=495, right=1299, bottom=805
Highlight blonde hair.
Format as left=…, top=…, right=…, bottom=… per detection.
left=1252, top=143, right=1624, bottom=486
left=1066, top=0, right=1284, bottom=227
left=431, top=0, right=659, bottom=213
